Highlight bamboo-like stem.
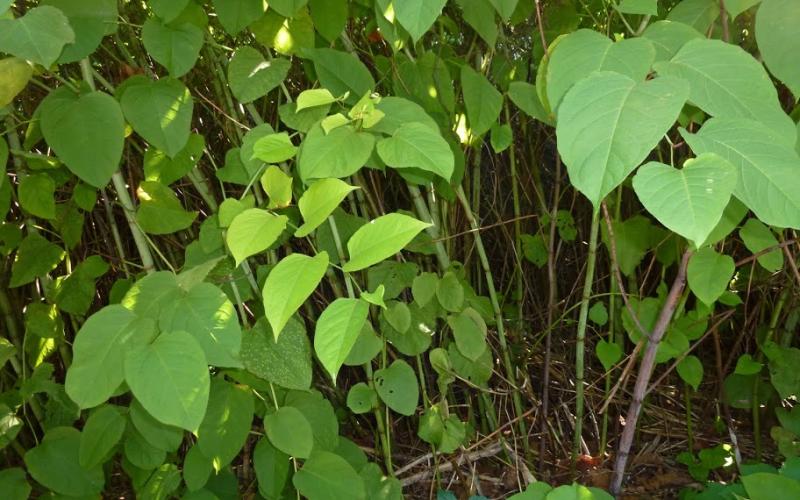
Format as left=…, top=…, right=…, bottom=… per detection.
left=454, top=185, right=527, bottom=449
left=610, top=249, right=692, bottom=495
left=572, top=210, right=600, bottom=464
left=407, top=183, right=450, bottom=270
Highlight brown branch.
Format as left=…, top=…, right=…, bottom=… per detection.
left=610, top=249, right=693, bottom=496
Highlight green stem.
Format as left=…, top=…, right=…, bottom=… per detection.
left=407, top=183, right=450, bottom=269
left=573, top=210, right=600, bottom=464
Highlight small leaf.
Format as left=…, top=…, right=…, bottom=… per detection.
left=296, top=178, right=358, bottom=237
left=293, top=451, right=366, bottom=500
left=687, top=247, right=735, bottom=305
left=0, top=57, right=33, bottom=107
left=24, top=428, right=104, bottom=497
left=212, top=0, right=264, bottom=36
left=507, top=81, right=549, bottom=123
left=265, top=407, right=313, bottom=458
left=254, top=438, right=291, bottom=499
left=436, top=271, right=464, bottom=313
left=677, top=355, right=704, bottom=391
left=384, top=301, right=411, bottom=333
left=734, top=354, right=762, bottom=376
left=314, top=298, right=369, bottom=382
left=374, top=360, right=419, bottom=416
left=739, top=218, right=783, bottom=272
left=618, top=0, right=658, bottom=15
left=124, top=330, right=210, bottom=432
left=306, top=48, right=375, bottom=104
left=79, top=405, right=126, bottom=469
left=226, top=208, right=288, bottom=266
left=298, top=124, right=375, bottom=181
left=448, top=308, right=487, bottom=361
left=241, top=317, right=313, bottom=391
left=141, top=16, right=203, bottom=77
left=196, top=378, right=254, bottom=470
left=136, top=181, right=198, bottom=235
left=0, top=468, right=30, bottom=500
left=394, top=0, right=447, bottom=42
left=228, top=47, right=290, bottom=103
left=346, top=383, right=376, bottom=414
left=461, top=65, right=503, bottom=137
left=596, top=340, right=622, bottom=371
left=589, top=302, right=608, bottom=326
left=263, top=252, right=329, bottom=339
left=490, top=123, right=513, bottom=153
left=412, top=272, right=438, bottom=307
left=343, top=213, right=431, bottom=272
left=19, top=173, right=55, bottom=219
left=0, top=6, right=74, bottom=68
left=360, top=285, right=386, bottom=309
left=253, top=132, right=297, bottom=163
left=296, top=88, right=336, bottom=111
left=260, top=165, right=293, bottom=208
left=376, top=122, right=454, bottom=181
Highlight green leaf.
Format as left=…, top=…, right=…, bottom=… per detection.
left=742, top=472, right=800, bottom=500
left=687, top=247, right=735, bottom=305
left=297, top=88, right=337, bottom=111
left=226, top=208, right=288, bottom=266
left=682, top=118, right=800, bottom=230
left=756, top=0, right=800, bottom=98
left=377, top=122, right=454, bottom=181
left=65, top=307, right=155, bottom=408
left=260, top=165, right=293, bottom=209
left=9, top=232, right=65, bottom=287
left=488, top=0, right=518, bottom=20
left=79, top=405, right=126, bottom=469
left=655, top=38, right=796, bottom=143
left=725, top=0, right=763, bottom=18
left=507, top=81, right=549, bottom=123
left=129, top=399, right=184, bottom=453
left=24, top=427, right=104, bottom=496
left=159, top=282, right=242, bottom=368
left=284, top=390, right=339, bottom=452
left=372, top=96, right=439, bottom=135
left=0, top=468, right=30, bottom=500
left=136, top=181, right=198, bottom=234
left=490, top=123, right=513, bottom=153
left=294, top=451, right=366, bottom=500
left=150, top=0, right=190, bottom=22
left=456, top=0, right=498, bottom=47
left=0, top=57, right=33, bottom=107
left=0, top=6, right=74, bottom=68
left=183, top=445, right=212, bottom=491
left=120, top=77, right=194, bottom=158
left=596, top=340, right=622, bottom=371
left=448, top=308, right=487, bottom=361
left=267, top=0, right=308, bottom=17
left=641, top=21, right=703, bottom=63
left=241, top=317, right=313, bottom=390
left=666, top=0, right=720, bottom=32
left=254, top=438, right=291, bottom=499
left=461, top=65, right=503, bottom=136
left=40, top=88, right=125, bottom=187
left=125, top=424, right=166, bottom=469
left=308, top=0, right=348, bottom=41
left=296, top=178, right=358, bottom=237
left=734, top=354, right=762, bottom=375
left=298, top=124, right=375, bottom=181
left=265, top=406, right=313, bottom=458
left=197, top=378, right=254, bottom=470
left=412, top=272, right=438, bottom=307
left=212, top=0, right=263, bottom=35
left=361, top=285, right=386, bottom=309
left=19, top=173, right=55, bottom=219
left=314, top=298, right=370, bottom=382
left=521, top=234, right=547, bottom=267
left=263, top=252, right=329, bottom=339
left=556, top=72, right=688, bottom=208
left=374, top=359, right=419, bottom=416
left=124, top=330, right=210, bottom=432
left=141, top=16, right=203, bottom=77
left=346, top=383, right=377, bottom=414
left=546, top=30, right=655, bottom=114
left=144, top=133, right=205, bottom=185
left=253, top=132, right=297, bottom=164
left=251, top=8, right=315, bottom=56
left=632, top=154, right=737, bottom=246
left=589, top=302, right=608, bottom=326
left=384, top=300, right=411, bottom=333
left=121, top=271, right=182, bottom=318
left=43, top=0, right=118, bottom=63
left=305, top=48, right=375, bottom=104
left=739, top=218, right=783, bottom=272
left=437, top=271, right=464, bottom=312
left=394, top=0, right=447, bottom=43
left=228, top=47, right=291, bottom=104
left=343, top=213, right=431, bottom=272
left=618, top=0, right=658, bottom=15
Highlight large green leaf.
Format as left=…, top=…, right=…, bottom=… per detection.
left=0, top=468, right=29, bottom=500
left=687, top=247, right=735, bottom=305
left=254, top=438, right=291, bottom=499
left=632, top=153, right=737, bottom=246
left=121, top=271, right=182, bottom=318
left=742, top=472, right=800, bottom=500
left=228, top=47, right=291, bottom=103
left=263, top=252, right=329, bottom=339
left=79, top=405, right=126, bottom=469
left=136, top=181, right=198, bottom=234
left=655, top=38, right=796, bottom=143
left=241, top=317, right=313, bottom=390
left=40, top=88, right=124, bottom=187
left=308, top=0, right=348, bottom=41
left=265, top=406, right=313, bottom=458
left=374, top=359, right=419, bottom=416
left=120, top=77, right=194, bottom=158
left=124, top=330, right=210, bottom=432
left=24, top=427, right=104, bottom=497
left=461, top=65, right=503, bottom=136
left=641, top=20, right=703, bottom=63
left=546, top=30, right=655, bottom=113
left=376, top=122, right=454, bottom=181
left=507, top=81, right=549, bottom=124
left=756, top=0, right=800, bottom=99
left=42, top=0, right=117, bottom=63
left=197, top=378, right=254, bottom=470
left=314, top=298, right=369, bottom=382
left=394, top=0, right=447, bottom=43
left=343, top=213, right=431, bottom=272
left=65, top=306, right=156, bottom=408
left=296, top=178, right=358, bottom=237
left=129, top=399, right=184, bottom=452
left=212, top=0, right=264, bottom=35
left=0, top=6, right=74, bottom=68
left=305, top=48, right=375, bottom=103
left=142, top=16, right=203, bottom=77
left=298, top=124, right=375, bottom=181
left=456, top=0, right=498, bottom=47
left=9, top=232, right=65, bottom=287
left=226, top=208, right=288, bottom=266
left=666, top=0, right=720, bottom=32
left=150, top=0, right=190, bottom=22
left=682, top=117, right=800, bottom=229
left=0, top=57, right=33, bottom=107
left=159, top=283, right=242, bottom=368
left=556, top=71, right=688, bottom=208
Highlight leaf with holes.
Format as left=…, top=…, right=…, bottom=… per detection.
left=374, top=359, right=418, bottom=416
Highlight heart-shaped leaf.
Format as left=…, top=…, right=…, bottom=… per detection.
left=228, top=47, right=291, bottom=103
left=687, top=247, right=735, bottom=305
left=596, top=340, right=623, bottom=371
left=376, top=122, right=454, bottom=181
left=343, top=213, right=431, bottom=272
left=0, top=57, right=33, bottom=107
left=226, top=209, right=288, bottom=266
left=374, top=359, right=419, bottom=416
left=141, top=16, right=203, bottom=77
left=314, top=298, right=369, bottom=382
left=394, top=0, right=447, bottom=43
left=295, top=178, right=358, bottom=237
left=263, top=252, right=329, bottom=340
left=0, top=6, right=74, bottom=68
